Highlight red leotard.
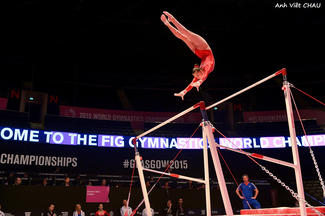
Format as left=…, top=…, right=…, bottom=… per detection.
left=95, top=211, right=110, bottom=216
left=185, top=49, right=215, bottom=92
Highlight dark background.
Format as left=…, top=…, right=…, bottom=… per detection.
left=0, top=0, right=324, bottom=214
left=0, top=0, right=324, bottom=112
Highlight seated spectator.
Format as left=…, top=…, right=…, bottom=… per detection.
left=75, top=175, right=82, bottom=186
left=197, top=183, right=205, bottom=190
left=162, top=200, right=174, bottom=216
left=23, top=173, right=32, bottom=185
left=0, top=204, right=4, bottom=216
left=145, top=180, right=150, bottom=189
left=73, top=204, right=85, bottom=216
left=162, top=181, right=171, bottom=199
left=14, top=177, right=22, bottom=186
left=141, top=208, right=154, bottom=216
left=87, top=180, right=93, bottom=186
left=120, top=199, right=132, bottom=216
left=176, top=198, right=186, bottom=216
left=161, top=181, right=171, bottom=189
left=188, top=180, right=193, bottom=190
left=101, top=179, right=108, bottom=186
left=5, top=172, right=15, bottom=185
left=44, top=203, right=58, bottom=216
left=95, top=204, right=110, bottom=216
left=64, top=176, right=70, bottom=187
left=42, top=178, right=48, bottom=187
left=50, top=176, right=57, bottom=186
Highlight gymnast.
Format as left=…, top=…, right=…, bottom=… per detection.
left=161, top=11, right=215, bottom=100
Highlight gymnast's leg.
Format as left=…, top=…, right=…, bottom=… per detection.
left=161, top=14, right=196, bottom=53
left=163, top=11, right=210, bottom=51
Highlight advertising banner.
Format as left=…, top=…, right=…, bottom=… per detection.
left=243, top=109, right=325, bottom=125
left=86, top=186, right=110, bottom=203
left=59, top=105, right=202, bottom=124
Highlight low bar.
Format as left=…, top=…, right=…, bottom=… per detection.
left=213, top=141, right=295, bottom=169
left=143, top=168, right=205, bottom=184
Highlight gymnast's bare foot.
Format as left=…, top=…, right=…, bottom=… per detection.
left=163, top=11, right=175, bottom=22
left=160, top=14, right=169, bottom=25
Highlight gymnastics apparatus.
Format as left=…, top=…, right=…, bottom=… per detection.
left=125, top=12, right=325, bottom=216
left=126, top=68, right=325, bottom=216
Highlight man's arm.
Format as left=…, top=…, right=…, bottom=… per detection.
left=236, top=188, right=244, bottom=199
left=253, top=188, right=259, bottom=199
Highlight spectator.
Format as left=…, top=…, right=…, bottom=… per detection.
left=188, top=181, right=193, bottom=190
left=0, top=204, right=4, bottom=216
left=162, top=181, right=171, bottom=189
left=75, top=175, right=82, bottom=186
left=44, top=203, right=58, bottom=216
left=87, top=180, right=93, bottom=186
left=162, top=200, right=174, bottom=216
left=23, top=173, right=32, bottom=185
left=6, top=172, right=15, bottom=185
left=64, top=176, right=70, bottom=187
left=141, top=208, right=154, bottom=216
left=145, top=180, right=150, bottom=189
left=95, top=204, right=110, bottom=216
left=73, top=204, right=85, bottom=216
left=101, top=179, right=107, bottom=186
left=236, top=174, right=261, bottom=209
left=51, top=176, right=57, bottom=186
left=162, top=181, right=171, bottom=198
left=14, top=177, right=22, bottom=186
left=196, top=183, right=205, bottom=190
left=120, top=199, right=132, bottom=216
left=42, top=178, right=48, bottom=187
left=176, top=198, right=186, bottom=216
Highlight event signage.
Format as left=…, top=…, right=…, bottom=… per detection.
left=86, top=186, right=110, bottom=203
left=60, top=105, right=202, bottom=124
left=0, top=126, right=325, bottom=149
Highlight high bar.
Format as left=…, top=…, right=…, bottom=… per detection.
left=206, top=68, right=286, bottom=110
left=136, top=68, right=285, bottom=140
left=136, top=101, right=205, bottom=139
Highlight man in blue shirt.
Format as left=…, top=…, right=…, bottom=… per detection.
left=236, top=174, right=261, bottom=209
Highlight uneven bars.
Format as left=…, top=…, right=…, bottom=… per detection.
left=143, top=168, right=205, bottom=184
left=136, top=101, right=205, bottom=139
left=206, top=68, right=286, bottom=110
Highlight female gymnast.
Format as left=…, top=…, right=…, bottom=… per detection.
left=161, top=11, right=215, bottom=100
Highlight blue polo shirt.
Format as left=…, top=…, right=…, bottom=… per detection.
left=237, top=182, right=257, bottom=199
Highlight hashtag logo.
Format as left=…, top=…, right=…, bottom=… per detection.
left=123, top=159, right=129, bottom=168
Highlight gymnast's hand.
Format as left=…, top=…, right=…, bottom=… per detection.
left=191, top=81, right=202, bottom=91
left=174, top=90, right=187, bottom=100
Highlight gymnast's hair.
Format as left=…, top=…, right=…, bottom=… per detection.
left=192, top=64, right=201, bottom=73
